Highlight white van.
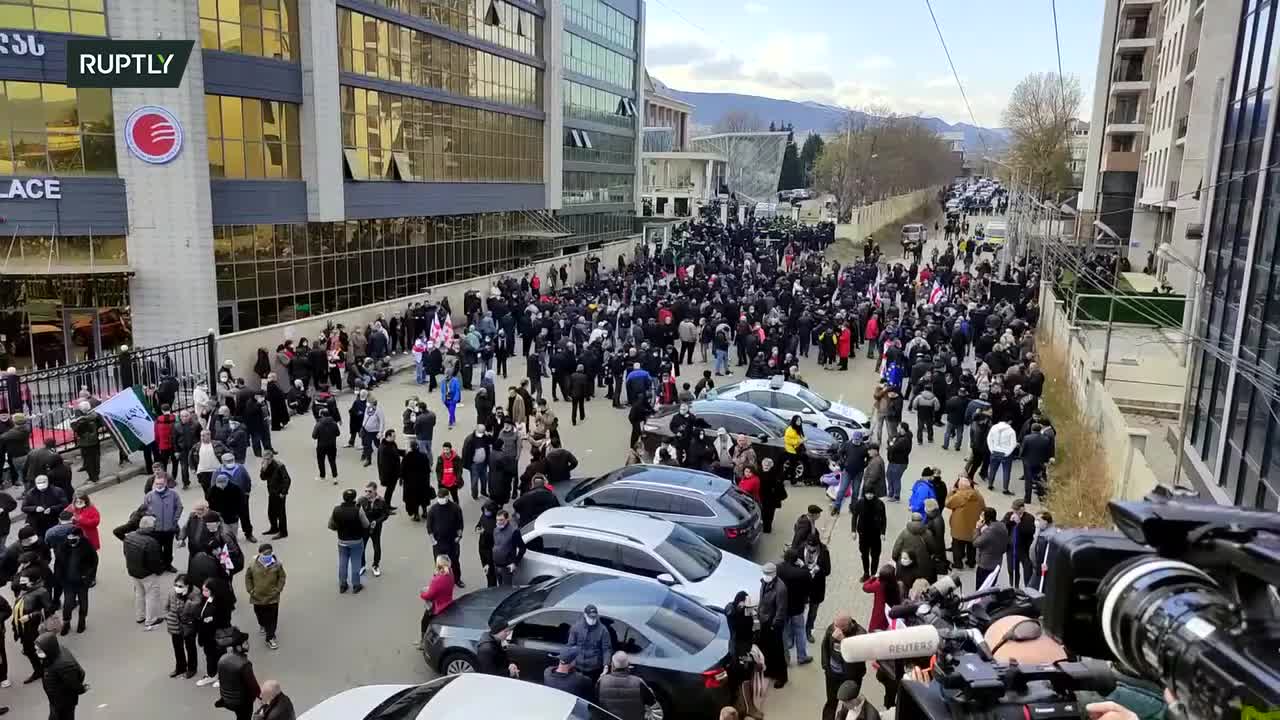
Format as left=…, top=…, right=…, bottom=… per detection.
left=902, top=223, right=925, bottom=245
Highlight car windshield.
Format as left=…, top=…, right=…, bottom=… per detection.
left=646, top=588, right=722, bottom=654
left=795, top=386, right=831, bottom=411
left=654, top=524, right=722, bottom=582
left=365, top=677, right=459, bottom=720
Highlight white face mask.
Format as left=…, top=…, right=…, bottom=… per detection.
left=35, top=480, right=48, bottom=491
left=899, top=555, right=913, bottom=567
left=1035, top=520, right=1048, bottom=531
left=584, top=614, right=597, bottom=626
left=437, top=497, right=449, bottom=505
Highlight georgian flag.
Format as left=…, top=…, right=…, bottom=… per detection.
left=429, top=310, right=454, bottom=348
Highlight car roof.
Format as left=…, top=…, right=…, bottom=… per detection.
left=533, top=506, right=673, bottom=547
left=541, top=574, right=712, bottom=622
left=423, top=675, right=579, bottom=720
left=603, top=465, right=732, bottom=495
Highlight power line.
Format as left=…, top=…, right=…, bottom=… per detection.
left=922, top=0, right=990, bottom=157
left=1050, top=0, right=1069, bottom=119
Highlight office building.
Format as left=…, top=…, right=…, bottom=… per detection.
left=1180, top=0, right=1279, bottom=509
left=640, top=70, right=725, bottom=218
left=0, top=0, right=644, bottom=368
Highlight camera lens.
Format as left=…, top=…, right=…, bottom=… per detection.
left=1098, top=555, right=1232, bottom=681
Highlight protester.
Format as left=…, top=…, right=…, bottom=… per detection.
left=358, top=483, right=389, bottom=578
left=565, top=604, right=612, bottom=682
left=123, top=515, right=167, bottom=630
left=52, top=528, right=96, bottom=635
left=36, top=632, right=87, bottom=720
left=260, top=451, right=291, bottom=540
left=166, top=573, right=202, bottom=679
left=596, top=651, right=655, bottom=720
left=1004, top=499, right=1037, bottom=587
left=215, top=629, right=260, bottom=720
left=974, top=507, right=1010, bottom=587
left=418, top=555, right=455, bottom=639
left=326, top=489, right=369, bottom=594
left=757, top=562, right=789, bottom=689
left=244, top=543, right=286, bottom=650
left=820, top=614, right=867, bottom=720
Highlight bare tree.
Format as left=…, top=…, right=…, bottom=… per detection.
left=1002, top=72, right=1082, bottom=199
left=713, top=110, right=765, bottom=133
left=814, top=107, right=957, bottom=221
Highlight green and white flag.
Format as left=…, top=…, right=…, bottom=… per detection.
left=98, top=385, right=157, bottom=452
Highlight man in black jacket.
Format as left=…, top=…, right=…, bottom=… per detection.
left=803, top=534, right=832, bottom=642
left=215, top=629, right=259, bottom=720
left=820, top=614, right=867, bottom=720
left=568, top=364, right=591, bottom=426
left=261, top=450, right=291, bottom=539
left=943, top=388, right=969, bottom=452
left=777, top=548, right=812, bottom=667
left=37, top=632, right=86, bottom=720
left=476, top=627, right=520, bottom=678
left=596, top=651, right=655, bottom=720
left=53, top=528, right=97, bottom=634
left=758, top=563, right=789, bottom=688
left=426, top=495, right=464, bottom=587
left=311, top=410, right=341, bottom=485
left=123, top=515, right=166, bottom=628
left=1018, top=424, right=1054, bottom=503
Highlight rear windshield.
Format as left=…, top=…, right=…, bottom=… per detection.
left=366, top=677, right=459, bottom=720
left=720, top=489, right=754, bottom=522
left=646, top=589, right=722, bottom=654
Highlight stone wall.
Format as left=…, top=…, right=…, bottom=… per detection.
left=836, top=187, right=939, bottom=242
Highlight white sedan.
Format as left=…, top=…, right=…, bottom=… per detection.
left=300, top=674, right=618, bottom=720
left=707, top=376, right=868, bottom=443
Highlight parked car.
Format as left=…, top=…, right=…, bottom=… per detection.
left=559, top=465, right=762, bottom=554
left=298, top=674, right=619, bottom=720
left=640, top=399, right=837, bottom=481
left=707, top=376, right=869, bottom=443
left=422, top=574, right=736, bottom=720
left=513, top=507, right=762, bottom=608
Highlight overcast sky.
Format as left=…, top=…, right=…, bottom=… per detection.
left=643, top=0, right=1105, bottom=127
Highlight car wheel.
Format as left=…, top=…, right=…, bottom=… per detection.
left=647, top=687, right=672, bottom=720
left=791, top=459, right=807, bottom=481
left=826, top=427, right=848, bottom=444
left=441, top=650, right=477, bottom=675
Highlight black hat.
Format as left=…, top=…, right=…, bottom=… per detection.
left=837, top=680, right=861, bottom=702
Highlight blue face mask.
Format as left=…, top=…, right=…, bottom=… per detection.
left=259, top=554, right=275, bottom=565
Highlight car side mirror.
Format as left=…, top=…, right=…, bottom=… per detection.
left=758, top=434, right=770, bottom=443
left=656, top=573, right=677, bottom=586
left=582, top=497, right=596, bottom=507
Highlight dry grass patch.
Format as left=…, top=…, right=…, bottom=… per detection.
left=1038, top=337, right=1115, bottom=528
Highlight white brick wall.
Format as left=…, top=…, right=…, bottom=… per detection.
left=108, top=0, right=218, bottom=346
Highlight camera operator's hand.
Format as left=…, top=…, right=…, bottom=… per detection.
left=1086, top=701, right=1139, bottom=720
left=904, top=666, right=934, bottom=684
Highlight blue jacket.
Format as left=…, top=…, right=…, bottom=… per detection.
left=907, top=478, right=937, bottom=516
left=566, top=618, right=613, bottom=673
left=220, top=463, right=253, bottom=494
left=442, top=376, right=461, bottom=406
left=143, top=487, right=184, bottom=531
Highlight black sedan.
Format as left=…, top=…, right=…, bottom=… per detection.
left=640, top=399, right=837, bottom=481
left=558, top=465, right=762, bottom=555
left=422, top=574, right=736, bottom=720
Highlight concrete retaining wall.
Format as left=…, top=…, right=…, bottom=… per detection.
left=1039, top=283, right=1161, bottom=500
left=836, top=187, right=939, bottom=242
left=215, top=236, right=643, bottom=387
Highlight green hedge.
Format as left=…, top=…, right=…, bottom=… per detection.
left=1072, top=292, right=1185, bottom=327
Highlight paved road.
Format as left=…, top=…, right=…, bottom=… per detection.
left=1, top=239, right=1023, bottom=720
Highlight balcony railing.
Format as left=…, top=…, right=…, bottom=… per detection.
left=1113, top=66, right=1146, bottom=82
left=1119, top=20, right=1151, bottom=40
left=1109, top=109, right=1143, bottom=124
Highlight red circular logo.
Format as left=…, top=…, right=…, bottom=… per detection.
left=124, top=106, right=183, bottom=164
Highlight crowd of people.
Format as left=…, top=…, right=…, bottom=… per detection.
left=0, top=191, right=1072, bottom=720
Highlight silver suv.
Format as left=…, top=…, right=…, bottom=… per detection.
left=513, top=507, right=763, bottom=609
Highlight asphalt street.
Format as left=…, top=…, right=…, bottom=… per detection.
left=1, top=221, right=1022, bottom=720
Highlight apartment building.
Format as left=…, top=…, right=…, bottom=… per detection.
left=1067, top=118, right=1090, bottom=190
left=0, top=0, right=644, bottom=368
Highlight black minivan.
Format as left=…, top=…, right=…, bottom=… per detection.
left=557, top=465, right=762, bottom=556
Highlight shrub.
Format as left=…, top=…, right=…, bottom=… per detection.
left=1038, top=336, right=1114, bottom=528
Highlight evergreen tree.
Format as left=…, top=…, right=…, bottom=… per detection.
left=800, top=133, right=825, bottom=184
left=778, top=128, right=804, bottom=191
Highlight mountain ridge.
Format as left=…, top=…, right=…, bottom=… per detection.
left=661, top=87, right=1010, bottom=152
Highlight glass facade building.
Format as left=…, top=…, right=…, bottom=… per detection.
left=0, top=0, right=642, bottom=362
left=1186, top=0, right=1280, bottom=509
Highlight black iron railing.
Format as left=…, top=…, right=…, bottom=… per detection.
left=1, top=333, right=216, bottom=453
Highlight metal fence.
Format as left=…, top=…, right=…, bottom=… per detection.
left=2, top=333, right=217, bottom=453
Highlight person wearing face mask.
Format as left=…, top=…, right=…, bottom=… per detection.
left=327, top=489, right=370, bottom=594
left=217, top=453, right=256, bottom=544
left=52, top=528, right=96, bottom=636
left=945, top=476, right=985, bottom=570
left=143, top=474, right=183, bottom=572
left=260, top=450, right=291, bottom=540
left=35, top=631, right=86, bottom=720
left=892, top=512, right=937, bottom=585
left=13, top=567, right=54, bottom=683
left=166, top=573, right=202, bottom=679
left=460, top=425, right=491, bottom=502
left=195, top=577, right=235, bottom=687
left=123, top=515, right=167, bottom=630
left=191, top=431, right=229, bottom=495
left=244, top=543, right=286, bottom=650
left=425, top=492, right=464, bottom=588
left=490, top=510, right=526, bottom=587
left=757, top=562, right=789, bottom=689
left=565, top=604, right=612, bottom=683
left=1030, top=511, right=1054, bottom=590
left=1, top=525, right=50, bottom=589
left=22, top=474, right=67, bottom=539
left=849, top=487, right=887, bottom=582
left=803, top=534, right=832, bottom=643
left=67, top=492, right=100, bottom=551
left=207, top=470, right=245, bottom=539
left=360, top=397, right=385, bottom=466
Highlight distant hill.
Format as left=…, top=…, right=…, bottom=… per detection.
left=662, top=88, right=1010, bottom=152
